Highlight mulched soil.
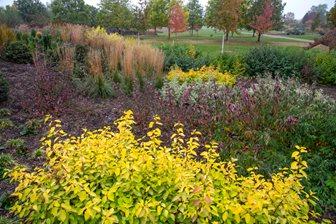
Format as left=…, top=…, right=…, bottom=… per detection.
left=0, top=59, right=336, bottom=220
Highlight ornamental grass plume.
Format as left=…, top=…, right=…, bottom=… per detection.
left=88, top=48, right=103, bottom=77
left=57, top=46, right=75, bottom=74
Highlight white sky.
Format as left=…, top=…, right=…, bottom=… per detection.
left=0, top=0, right=334, bottom=19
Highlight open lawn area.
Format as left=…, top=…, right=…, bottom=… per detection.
left=141, top=28, right=326, bottom=55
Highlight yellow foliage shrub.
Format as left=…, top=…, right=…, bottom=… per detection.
left=9, top=111, right=318, bottom=223
left=0, top=25, right=16, bottom=51
left=167, top=66, right=236, bottom=86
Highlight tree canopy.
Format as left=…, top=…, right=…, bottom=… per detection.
left=206, top=0, right=243, bottom=40
left=13, top=0, right=49, bottom=25
left=98, top=0, right=133, bottom=30
left=51, top=0, right=98, bottom=26
left=186, top=0, right=203, bottom=35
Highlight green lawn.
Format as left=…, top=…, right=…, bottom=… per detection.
left=141, top=28, right=319, bottom=56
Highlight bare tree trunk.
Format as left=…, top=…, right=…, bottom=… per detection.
left=257, top=32, right=261, bottom=42
left=225, top=32, right=229, bottom=41
left=221, top=32, right=225, bottom=54
left=191, top=28, right=194, bottom=36
left=252, top=29, right=256, bottom=37
left=154, top=27, right=157, bottom=35
left=168, top=27, right=171, bottom=40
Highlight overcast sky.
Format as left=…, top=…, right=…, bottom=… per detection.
left=0, top=0, right=334, bottom=19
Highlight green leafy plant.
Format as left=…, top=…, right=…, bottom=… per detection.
left=160, top=44, right=211, bottom=71
left=0, top=108, right=11, bottom=117
left=20, top=119, right=43, bottom=136
left=0, top=153, right=14, bottom=178
left=0, top=118, right=14, bottom=130
left=214, top=53, right=246, bottom=76
left=3, top=41, right=32, bottom=64
left=310, top=51, right=336, bottom=85
left=5, top=139, right=27, bottom=156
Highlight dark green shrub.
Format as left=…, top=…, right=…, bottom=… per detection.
left=73, top=44, right=89, bottom=79
left=122, top=76, right=134, bottom=95
left=3, top=41, right=32, bottom=64
left=309, top=51, right=336, bottom=85
left=244, top=46, right=306, bottom=78
left=81, top=75, right=114, bottom=98
left=159, top=44, right=211, bottom=71
left=0, top=72, right=9, bottom=102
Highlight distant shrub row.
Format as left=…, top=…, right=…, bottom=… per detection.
left=161, top=44, right=336, bottom=86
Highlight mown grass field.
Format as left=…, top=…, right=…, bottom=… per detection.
left=141, top=27, right=324, bottom=55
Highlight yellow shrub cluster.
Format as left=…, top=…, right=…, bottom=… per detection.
left=9, top=111, right=317, bottom=223
left=0, top=25, right=16, bottom=51
left=167, top=66, right=236, bottom=86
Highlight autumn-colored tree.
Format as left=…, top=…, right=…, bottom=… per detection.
left=169, top=3, right=188, bottom=35
left=206, top=0, right=243, bottom=41
left=187, top=0, right=203, bottom=36
left=250, top=0, right=273, bottom=42
left=206, top=0, right=243, bottom=53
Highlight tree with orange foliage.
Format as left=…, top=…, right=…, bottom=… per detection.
left=169, top=3, right=187, bottom=35
left=250, top=0, right=273, bottom=42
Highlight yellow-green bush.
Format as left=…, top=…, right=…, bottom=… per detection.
left=9, top=111, right=318, bottom=223
left=167, top=66, right=236, bottom=86
left=0, top=24, right=16, bottom=51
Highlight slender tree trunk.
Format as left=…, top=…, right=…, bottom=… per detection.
left=221, top=32, right=225, bottom=54
left=225, top=32, right=229, bottom=41
left=154, top=27, right=157, bottom=35
left=168, top=27, right=171, bottom=40
left=252, top=29, right=256, bottom=37
left=191, top=28, right=194, bottom=36
left=257, top=32, right=261, bottom=42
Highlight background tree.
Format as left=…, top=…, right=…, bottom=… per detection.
left=302, top=4, right=328, bottom=31
left=169, top=3, right=188, bottom=35
left=147, top=0, right=169, bottom=34
left=271, top=0, right=285, bottom=30
left=98, top=0, right=133, bottom=31
left=132, top=0, right=149, bottom=34
left=51, top=0, right=96, bottom=25
left=328, top=1, right=336, bottom=28
left=206, top=0, right=243, bottom=41
left=86, top=5, right=99, bottom=27
left=14, top=0, right=49, bottom=25
left=0, top=5, right=23, bottom=27
left=186, top=0, right=203, bottom=36
left=283, top=12, right=295, bottom=27
left=241, top=0, right=264, bottom=36
left=250, top=0, right=273, bottom=42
